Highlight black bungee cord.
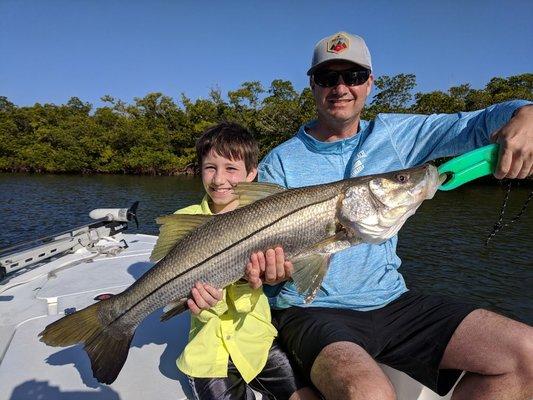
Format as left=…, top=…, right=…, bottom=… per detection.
left=485, top=180, right=533, bottom=246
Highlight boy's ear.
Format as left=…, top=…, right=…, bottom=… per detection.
left=246, top=167, right=258, bottom=182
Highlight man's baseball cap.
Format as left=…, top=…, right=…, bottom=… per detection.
left=307, top=32, right=372, bottom=75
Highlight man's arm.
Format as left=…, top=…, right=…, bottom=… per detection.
left=391, top=100, right=532, bottom=170
left=491, top=104, right=533, bottom=179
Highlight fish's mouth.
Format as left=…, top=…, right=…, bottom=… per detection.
left=423, top=165, right=441, bottom=200
left=402, top=165, right=440, bottom=201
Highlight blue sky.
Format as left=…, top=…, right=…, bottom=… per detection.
left=1, top=0, right=532, bottom=107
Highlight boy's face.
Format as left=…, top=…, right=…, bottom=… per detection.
left=201, top=149, right=257, bottom=214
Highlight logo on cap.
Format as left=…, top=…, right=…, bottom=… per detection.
left=327, top=33, right=349, bottom=54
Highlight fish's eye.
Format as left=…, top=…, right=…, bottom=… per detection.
left=395, top=173, right=409, bottom=183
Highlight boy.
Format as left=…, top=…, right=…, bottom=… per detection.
left=175, top=122, right=317, bottom=400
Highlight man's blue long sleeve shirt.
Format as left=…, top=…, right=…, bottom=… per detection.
left=258, top=100, right=530, bottom=310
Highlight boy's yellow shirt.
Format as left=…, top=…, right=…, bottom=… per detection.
left=175, top=196, right=277, bottom=383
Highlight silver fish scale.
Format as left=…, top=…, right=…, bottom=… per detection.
left=99, top=164, right=437, bottom=329
left=105, top=180, right=347, bottom=327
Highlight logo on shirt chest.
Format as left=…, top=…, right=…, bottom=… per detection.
left=351, top=150, right=367, bottom=176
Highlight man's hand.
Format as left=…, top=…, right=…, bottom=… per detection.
left=491, top=104, right=533, bottom=179
left=187, top=282, right=223, bottom=315
left=245, top=247, right=293, bottom=289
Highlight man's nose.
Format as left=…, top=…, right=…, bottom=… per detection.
left=331, top=76, right=349, bottom=93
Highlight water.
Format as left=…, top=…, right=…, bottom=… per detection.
left=1, top=173, right=531, bottom=324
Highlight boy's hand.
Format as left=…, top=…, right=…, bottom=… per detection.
left=491, top=104, right=533, bottom=179
left=187, top=282, right=223, bottom=315
left=245, top=247, right=293, bottom=289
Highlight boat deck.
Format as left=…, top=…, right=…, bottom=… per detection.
left=0, top=233, right=451, bottom=400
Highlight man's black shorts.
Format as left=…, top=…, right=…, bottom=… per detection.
left=271, top=291, right=477, bottom=396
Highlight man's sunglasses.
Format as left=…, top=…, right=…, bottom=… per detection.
left=313, top=68, right=371, bottom=87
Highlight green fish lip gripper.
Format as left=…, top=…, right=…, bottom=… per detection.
left=437, top=144, right=499, bottom=191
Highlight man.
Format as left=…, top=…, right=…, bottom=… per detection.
left=246, top=32, right=533, bottom=400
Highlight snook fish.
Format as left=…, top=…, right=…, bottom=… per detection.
left=39, top=164, right=441, bottom=384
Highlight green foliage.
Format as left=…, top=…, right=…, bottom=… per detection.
left=372, top=74, right=417, bottom=111
left=0, top=96, right=15, bottom=112
left=414, top=91, right=461, bottom=114
left=412, top=74, right=533, bottom=115
left=256, top=80, right=304, bottom=156
left=0, top=73, right=530, bottom=175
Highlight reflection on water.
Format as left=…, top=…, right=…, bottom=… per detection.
left=0, top=173, right=204, bottom=246
left=0, top=173, right=531, bottom=324
left=398, top=185, right=532, bottom=325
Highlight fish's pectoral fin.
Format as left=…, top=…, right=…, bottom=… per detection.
left=150, top=214, right=212, bottom=262
left=291, top=253, right=331, bottom=304
left=303, top=230, right=357, bottom=254
left=233, top=182, right=286, bottom=207
left=160, top=298, right=188, bottom=321
left=289, top=231, right=361, bottom=304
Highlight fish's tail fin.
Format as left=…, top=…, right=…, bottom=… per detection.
left=39, top=302, right=134, bottom=384
left=84, top=325, right=134, bottom=384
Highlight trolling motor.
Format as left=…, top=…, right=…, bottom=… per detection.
left=0, top=201, right=140, bottom=279
left=89, top=201, right=139, bottom=228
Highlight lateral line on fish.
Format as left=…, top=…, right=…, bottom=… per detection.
left=101, top=193, right=342, bottom=326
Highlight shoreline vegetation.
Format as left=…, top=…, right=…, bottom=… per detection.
left=1, top=74, right=531, bottom=176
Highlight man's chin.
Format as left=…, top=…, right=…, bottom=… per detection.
left=327, top=109, right=356, bottom=121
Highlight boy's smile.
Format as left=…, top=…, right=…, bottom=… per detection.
left=201, top=150, right=257, bottom=214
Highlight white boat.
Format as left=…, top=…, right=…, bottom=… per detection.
left=0, top=207, right=453, bottom=400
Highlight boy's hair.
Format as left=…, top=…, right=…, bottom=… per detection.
left=196, top=122, right=259, bottom=173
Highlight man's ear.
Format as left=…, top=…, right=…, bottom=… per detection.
left=246, top=167, right=258, bottom=182
left=366, top=74, right=374, bottom=96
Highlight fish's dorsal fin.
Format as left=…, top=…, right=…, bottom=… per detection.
left=233, top=182, right=286, bottom=207
left=291, top=253, right=331, bottom=303
left=150, top=214, right=212, bottom=262
left=160, top=298, right=188, bottom=321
